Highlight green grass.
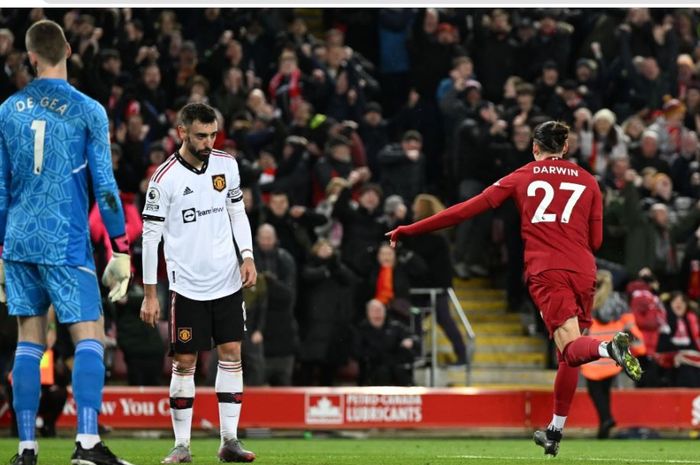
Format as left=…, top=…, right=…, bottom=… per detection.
left=1, top=438, right=699, bottom=465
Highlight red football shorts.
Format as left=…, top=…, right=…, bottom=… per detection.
left=527, top=269, right=595, bottom=337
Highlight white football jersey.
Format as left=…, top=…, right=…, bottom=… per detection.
left=142, top=149, right=245, bottom=300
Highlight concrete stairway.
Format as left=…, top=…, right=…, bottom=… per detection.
left=418, top=277, right=555, bottom=388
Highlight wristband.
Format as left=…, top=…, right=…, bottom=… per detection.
left=110, top=234, right=130, bottom=254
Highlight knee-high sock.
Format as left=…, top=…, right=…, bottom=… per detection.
left=73, top=339, right=104, bottom=448
left=216, top=360, right=243, bottom=442
left=169, top=362, right=195, bottom=447
left=549, top=350, right=579, bottom=432
left=13, top=342, right=45, bottom=452
left=563, top=336, right=601, bottom=367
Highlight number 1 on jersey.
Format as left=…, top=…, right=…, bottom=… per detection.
left=527, top=180, right=586, bottom=224
left=31, top=119, right=46, bottom=175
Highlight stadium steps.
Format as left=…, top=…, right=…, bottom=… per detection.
left=418, top=277, right=553, bottom=387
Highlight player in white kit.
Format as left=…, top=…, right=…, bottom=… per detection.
left=140, top=103, right=256, bottom=463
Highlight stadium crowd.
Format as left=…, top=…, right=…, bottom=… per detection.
left=0, top=7, right=699, bottom=405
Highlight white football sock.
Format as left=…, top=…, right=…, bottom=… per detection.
left=18, top=441, right=37, bottom=454
left=550, top=414, right=567, bottom=431
left=170, top=362, right=196, bottom=447
left=76, top=434, right=100, bottom=449
left=216, top=360, right=243, bottom=443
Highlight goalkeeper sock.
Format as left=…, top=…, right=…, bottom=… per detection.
left=13, top=342, right=44, bottom=450
left=562, top=336, right=601, bottom=367
left=73, top=339, right=104, bottom=448
left=170, top=361, right=195, bottom=447
left=216, top=360, right=243, bottom=443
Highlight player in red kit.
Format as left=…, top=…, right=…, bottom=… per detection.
left=387, top=121, right=641, bottom=457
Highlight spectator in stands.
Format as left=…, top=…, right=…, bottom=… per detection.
left=657, top=292, right=700, bottom=387
left=259, top=136, right=312, bottom=206
left=628, top=269, right=666, bottom=387
left=582, top=270, right=645, bottom=439
left=402, top=194, right=467, bottom=364
left=0, top=27, right=16, bottom=101
left=580, top=109, right=627, bottom=177
left=534, top=60, right=560, bottom=117
left=649, top=98, right=689, bottom=158
left=332, top=182, right=386, bottom=276
left=313, top=135, right=368, bottom=205
left=254, top=224, right=299, bottom=386
left=631, top=131, right=671, bottom=175
left=618, top=22, right=675, bottom=113
left=212, top=67, right=249, bottom=129
left=359, top=102, right=390, bottom=181
left=299, top=239, right=356, bottom=385
left=110, top=143, right=138, bottom=194
left=466, top=9, right=517, bottom=103
left=135, top=62, right=170, bottom=139
left=529, top=10, right=572, bottom=78
left=268, top=49, right=306, bottom=124
left=452, top=101, right=507, bottom=278
left=367, top=242, right=427, bottom=323
left=354, top=299, right=416, bottom=386
left=377, top=9, right=414, bottom=115
left=261, top=190, right=326, bottom=265
left=503, top=83, right=543, bottom=131
left=377, top=129, right=426, bottom=204
left=680, top=226, right=700, bottom=301
left=241, top=273, right=268, bottom=386
left=621, top=168, right=700, bottom=289
left=436, top=56, right=475, bottom=103
left=381, top=195, right=409, bottom=231
left=622, top=115, right=646, bottom=155
left=670, top=130, right=700, bottom=198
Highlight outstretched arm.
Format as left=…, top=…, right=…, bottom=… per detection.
left=386, top=193, right=492, bottom=246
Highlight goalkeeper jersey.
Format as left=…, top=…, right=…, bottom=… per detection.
left=141, top=150, right=245, bottom=300
left=0, top=78, right=125, bottom=265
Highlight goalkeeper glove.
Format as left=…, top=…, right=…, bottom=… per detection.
left=0, top=257, right=5, bottom=304
left=102, top=252, right=131, bottom=302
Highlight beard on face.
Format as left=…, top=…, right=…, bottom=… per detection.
left=186, top=136, right=211, bottom=161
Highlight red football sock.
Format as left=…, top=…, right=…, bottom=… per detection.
left=553, top=357, right=579, bottom=417
left=562, top=336, right=602, bottom=367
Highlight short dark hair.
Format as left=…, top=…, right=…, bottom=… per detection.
left=402, top=130, right=423, bottom=143
left=25, top=20, right=68, bottom=66
left=178, top=103, right=217, bottom=127
left=533, top=121, right=570, bottom=154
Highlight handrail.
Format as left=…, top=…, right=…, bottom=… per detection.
left=409, top=287, right=476, bottom=386
left=447, top=287, right=476, bottom=341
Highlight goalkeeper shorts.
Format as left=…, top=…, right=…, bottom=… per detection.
left=5, top=260, right=102, bottom=323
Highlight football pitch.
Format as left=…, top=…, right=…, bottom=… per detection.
left=1, top=438, right=699, bottom=465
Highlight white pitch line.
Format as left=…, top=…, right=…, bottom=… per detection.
left=439, top=455, right=700, bottom=464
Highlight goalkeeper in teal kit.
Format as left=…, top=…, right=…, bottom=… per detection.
left=0, top=20, right=133, bottom=465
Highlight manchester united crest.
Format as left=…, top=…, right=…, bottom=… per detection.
left=178, top=327, right=192, bottom=343
left=212, top=174, right=226, bottom=192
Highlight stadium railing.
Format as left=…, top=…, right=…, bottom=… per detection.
left=409, top=288, right=475, bottom=386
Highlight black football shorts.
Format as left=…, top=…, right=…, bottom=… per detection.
left=168, top=289, right=245, bottom=354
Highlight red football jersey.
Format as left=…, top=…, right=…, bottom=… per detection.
left=482, top=158, right=602, bottom=279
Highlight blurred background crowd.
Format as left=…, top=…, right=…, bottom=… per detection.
left=0, top=8, right=699, bottom=422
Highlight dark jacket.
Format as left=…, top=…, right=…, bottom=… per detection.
left=261, top=273, right=299, bottom=357
left=377, top=143, right=425, bottom=203
left=299, top=254, right=356, bottom=364
left=332, top=186, right=387, bottom=274
left=354, top=318, right=415, bottom=385
left=402, top=232, right=453, bottom=288
left=621, top=181, right=700, bottom=278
